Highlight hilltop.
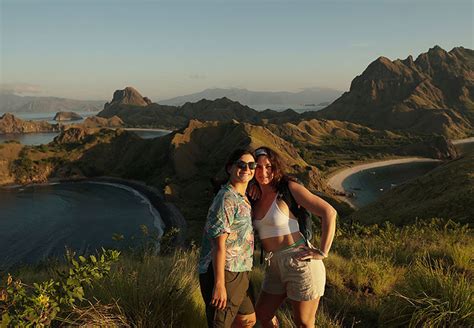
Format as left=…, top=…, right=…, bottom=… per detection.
left=0, top=113, right=59, bottom=134
left=311, top=46, right=474, bottom=138
left=97, top=87, right=302, bottom=129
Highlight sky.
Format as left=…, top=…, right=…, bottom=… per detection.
left=1, top=0, right=473, bottom=101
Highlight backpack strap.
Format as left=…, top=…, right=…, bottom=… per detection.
left=277, top=177, right=313, bottom=244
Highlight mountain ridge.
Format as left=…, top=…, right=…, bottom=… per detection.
left=157, top=87, right=342, bottom=107
left=311, top=46, right=474, bottom=138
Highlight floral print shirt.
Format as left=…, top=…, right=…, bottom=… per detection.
left=198, top=183, right=254, bottom=274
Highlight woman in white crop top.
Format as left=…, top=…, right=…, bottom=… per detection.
left=252, top=147, right=337, bottom=328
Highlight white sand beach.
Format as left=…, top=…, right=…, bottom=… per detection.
left=452, top=137, right=474, bottom=145
left=327, top=157, right=442, bottom=194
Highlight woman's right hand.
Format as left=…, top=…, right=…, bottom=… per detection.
left=211, top=282, right=227, bottom=310
left=247, top=182, right=261, bottom=201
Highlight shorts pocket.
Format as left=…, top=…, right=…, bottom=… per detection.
left=287, top=257, right=309, bottom=272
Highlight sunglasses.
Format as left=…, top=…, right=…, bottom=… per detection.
left=235, top=160, right=257, bottom=170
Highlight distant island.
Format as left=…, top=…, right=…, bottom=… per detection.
left=53, top=111, right=83, bottom=121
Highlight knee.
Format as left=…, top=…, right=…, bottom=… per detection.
left=294, top=317, right=315, bottom=328
left=233, top=313, right=256, bottom=328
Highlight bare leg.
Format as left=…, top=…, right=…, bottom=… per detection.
left=232, top=313, right=257, bottom=328
left=255, top=291, right=286, bottom=328
left=289, top=297, right=320, bottom=328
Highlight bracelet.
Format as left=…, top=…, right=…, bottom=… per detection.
left=315, top=248, right=328, bottom=258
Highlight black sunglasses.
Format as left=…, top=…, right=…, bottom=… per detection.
left=235, top=160, right=257, bottom=170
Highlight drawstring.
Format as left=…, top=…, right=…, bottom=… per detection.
left=264, top=251, right=273, bottom=266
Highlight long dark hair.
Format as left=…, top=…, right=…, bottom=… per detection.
left=254, top=146, right=289, bottom=190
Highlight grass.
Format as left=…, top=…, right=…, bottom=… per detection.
left=3, top=218, right=472, bottom=327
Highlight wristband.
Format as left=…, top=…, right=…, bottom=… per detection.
left=316, top=248, right=328, bottom=258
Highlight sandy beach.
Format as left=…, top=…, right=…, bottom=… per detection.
left=327, top=157, right=442, bottom=195
left=452, top=137, right=474, bottom=145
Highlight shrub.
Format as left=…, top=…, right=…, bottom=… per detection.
left=0, top=249, right=120, bottom=327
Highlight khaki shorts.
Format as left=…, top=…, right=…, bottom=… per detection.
left=200, top=266, right=255, bottom=328
left=262, top=246, right=326, bottom=301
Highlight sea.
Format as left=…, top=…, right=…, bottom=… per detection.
left=341, top=161, right=442, bottom=208
left=0, top=182, right=164, bottom=271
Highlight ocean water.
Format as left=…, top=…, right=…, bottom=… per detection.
left=342, top=161, right=441, bottom=208
left=0, top=182, right=164, bottom=271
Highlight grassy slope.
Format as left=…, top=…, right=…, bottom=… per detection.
left=5, top=219, right=472, bottom=327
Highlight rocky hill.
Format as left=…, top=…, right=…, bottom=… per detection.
left=351, top=150, right=474, bottom=225
left=82, top=115, right=123, bottom=128
left=311, top=46, right=474, bottom=138
left=1, top=120, right=342, bottom=222
left=53, top=111, right=83, bottom=121
left=264, top=119, right=458, bottom=160
left=0, top=113, right=59, bottom=134
left=98, top=87, right=276, bottom=128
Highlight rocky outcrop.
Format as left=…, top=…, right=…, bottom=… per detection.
left=53, top=111, right=83, bottom=121
left=103, top=87, right=152, bottom=110
left=312, top=46, right=474, bottom=138
left=0, top=113, right=59, bottom=134
left=82, top=115, right=123, bottom=128
left=54, top=126, right=89, bottom=144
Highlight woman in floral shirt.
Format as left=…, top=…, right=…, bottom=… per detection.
left=199, top=149, right=257, bottom=328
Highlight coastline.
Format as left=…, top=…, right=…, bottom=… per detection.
left=0, top=176, right=187, bottom=247
left=67, top=177, right=187, bottom=247
left=452, top=137, right=474, bottom=145
left=326, top=157, right=443, bottom=208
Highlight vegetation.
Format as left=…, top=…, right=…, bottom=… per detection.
left=0, top=249, right=120, bottom=327
left=2, top=219, right=471, bottom=327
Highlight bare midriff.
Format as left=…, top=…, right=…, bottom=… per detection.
left=260, top=231, right=304, bottom=252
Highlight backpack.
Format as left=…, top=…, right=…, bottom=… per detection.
left=277, top=177, right=313, bottom=244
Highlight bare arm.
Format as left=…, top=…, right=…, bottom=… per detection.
left=211, top=233, right=228, bottom=310
left=288, top=181, right=337, bottom=257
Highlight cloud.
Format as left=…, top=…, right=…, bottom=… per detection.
left=0, top=83, right=42, bottom=94
left=188, top=74, right=206, bottom=80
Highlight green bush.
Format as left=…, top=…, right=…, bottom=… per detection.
left=0, top=249, right=120, bottom=327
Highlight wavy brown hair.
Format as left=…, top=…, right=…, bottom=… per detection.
left=254, top=146, right=288, bottom=189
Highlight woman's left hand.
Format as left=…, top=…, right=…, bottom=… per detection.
left=294, top=246, right=326, bottom=261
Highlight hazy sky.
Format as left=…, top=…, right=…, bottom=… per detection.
left=1, top=0, right=472, bottom=100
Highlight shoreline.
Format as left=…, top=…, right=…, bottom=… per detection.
left=326, top=157, right=443, bottom=208
left=452, top=137, right=474, bottom=145
left=0, top=176, right=187, bottom=247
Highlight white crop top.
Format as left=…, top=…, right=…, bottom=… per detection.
left=253, top=195, right=300, bottom=239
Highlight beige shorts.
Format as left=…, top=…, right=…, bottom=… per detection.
left=262, top=246, right=326, bottom=301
